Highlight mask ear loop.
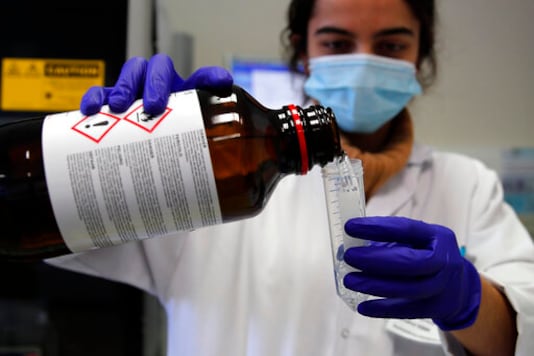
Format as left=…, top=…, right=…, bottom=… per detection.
left=414, top=56, right=433, bottom=90
left=301, top=58, right=310, bottom=76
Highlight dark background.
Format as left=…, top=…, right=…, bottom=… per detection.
left=0, top=0, right=129, bottom=119
left=0, top=1, right=152, bottom=355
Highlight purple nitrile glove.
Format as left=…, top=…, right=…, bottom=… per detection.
left=80, top=53, right=234, bottom=116
left=343, top=216, right=481, bottom=331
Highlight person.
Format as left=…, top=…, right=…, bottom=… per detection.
left=48, top=0, right=534, bottom=355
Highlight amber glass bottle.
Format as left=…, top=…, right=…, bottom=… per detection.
left=0, top=86, right=342, bottom=262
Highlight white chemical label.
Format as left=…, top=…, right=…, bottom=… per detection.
left=42, top=90, right=222, bottom=252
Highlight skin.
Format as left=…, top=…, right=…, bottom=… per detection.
left=301, top=0, right=518, bottom=355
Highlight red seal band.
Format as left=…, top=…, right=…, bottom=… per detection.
left=288, top=104, right=308, bottom=174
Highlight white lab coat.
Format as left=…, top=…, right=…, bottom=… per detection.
left=48, top=143, right=534, bottom=356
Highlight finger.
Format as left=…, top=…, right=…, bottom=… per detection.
left=343, top=271, right=445, bottom=299
left=108, top=56, right=148, bottom=113
left=183, top=66, right=234, bottom=97
left=357, top=296, right=442, bottom=320
left=143, top=54, right=184, bottom=115
left=344, top=216, right=447, bottom=246
left=344, top=244, right=443, bottom=276
left=80, top=86, right=113, bottom=115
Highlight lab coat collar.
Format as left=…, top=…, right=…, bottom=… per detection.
left=366, top=143, right=433, bottom=216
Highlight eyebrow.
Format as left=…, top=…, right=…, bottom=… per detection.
left=314, top=26, right=415, bottom=38
left=374, top=27, right=415, bottom=38
left=314, top=26, right=355, bottom=37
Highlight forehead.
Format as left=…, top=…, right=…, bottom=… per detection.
left=309, top=0, right=420, bottom=35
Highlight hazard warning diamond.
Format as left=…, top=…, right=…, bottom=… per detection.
left=72, top=112, right=121, bottom=143
left=123, top=103, right=172, bottom=132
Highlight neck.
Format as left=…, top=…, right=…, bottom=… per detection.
left=340, top=120, right=393, bottom=153
left=338, top=110, right=414, bottom=198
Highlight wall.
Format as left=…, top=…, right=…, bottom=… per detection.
left=410, top=0, right=534, bottom=155
left=158, top=0, right=289, bottom=69
left=158, top=0, right=534, bottom=166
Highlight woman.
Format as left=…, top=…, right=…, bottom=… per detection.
left=52, top=0, right=534, bottom=355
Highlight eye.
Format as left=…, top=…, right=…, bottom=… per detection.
left=374, top=41, right=410, bottom=58
left=318, top=38, right=355, bottom=55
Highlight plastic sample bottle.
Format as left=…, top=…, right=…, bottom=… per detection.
left=0, top=86, right=342, bottom=261
left=322, top=157, right=369, bottom=310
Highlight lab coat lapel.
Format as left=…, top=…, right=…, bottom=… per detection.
left=366, top=144, right=432, bottom=216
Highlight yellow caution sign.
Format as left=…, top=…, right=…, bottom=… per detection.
left=1, top=58, right=105, bottom=112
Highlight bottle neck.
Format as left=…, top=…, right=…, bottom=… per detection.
left=276, top=104, right=342, bottom=175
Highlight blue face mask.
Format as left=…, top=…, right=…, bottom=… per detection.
left=304, top=54, right=422, bottom=133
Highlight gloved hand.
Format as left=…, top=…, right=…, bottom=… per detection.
left=343, top=216, right=481, bottom=331
left=81, top=53, right=234, bottom=116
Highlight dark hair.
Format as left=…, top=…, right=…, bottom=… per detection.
left=280, top=0, right=437, bottom=88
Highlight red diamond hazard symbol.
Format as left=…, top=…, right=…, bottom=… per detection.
left=72, top=112, right=121, bottom=143
left=123, top=103, right=172, bottom=132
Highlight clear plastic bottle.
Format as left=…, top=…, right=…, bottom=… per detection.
left=322, top=156, right=369, bottom=310
left=0, top=85, right=342, bottom=261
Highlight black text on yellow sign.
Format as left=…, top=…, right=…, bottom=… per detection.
left=1, top=58, right=105, bottom=112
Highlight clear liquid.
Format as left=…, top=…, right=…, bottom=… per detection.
left=322, top=155, right=368, bottom=311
